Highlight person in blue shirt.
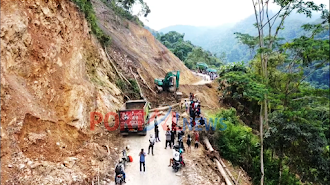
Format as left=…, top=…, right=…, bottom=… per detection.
left=139, top=149, right=146, bottom=172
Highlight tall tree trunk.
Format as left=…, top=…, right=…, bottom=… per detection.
left=252, top=1, right=266, bottom=184
left=278, top=149, right=283, bottom=185
left=260, top=104, right=265, bottom=185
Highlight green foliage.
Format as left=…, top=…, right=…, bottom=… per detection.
left=214, top=108, right=301, bottom=185
left=217, top=18, right=330, bottom=182
left=101, top=0, right=147, bottom=26
left=72, top=0, right=111, bottom=46
left=156, top=31, right=224, bottom=69
left=116, top=79, right=141, bottom=99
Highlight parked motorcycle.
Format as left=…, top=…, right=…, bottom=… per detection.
left=115, top=174, right=124, bottom=185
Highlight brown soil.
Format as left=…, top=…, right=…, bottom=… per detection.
left=17, top=114, right=88, bottom=163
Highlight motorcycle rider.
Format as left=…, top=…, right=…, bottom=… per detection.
left=168, top=146, right=184, bottom=167
left=115, top=159, right=126, bottom=183
left=168, top=147, right=180, bottom=167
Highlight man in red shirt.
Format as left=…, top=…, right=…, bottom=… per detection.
left=194, top=131, right=199, bottom=148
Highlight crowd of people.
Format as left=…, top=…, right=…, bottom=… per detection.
left=114, top=92, right=203, bottom=183
left=197, top=69, right=218, bottom=81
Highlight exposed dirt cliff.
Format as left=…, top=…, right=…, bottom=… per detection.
left=1, top=0, right=221, bottom=184
left=1, top=0, right=124, bottom=184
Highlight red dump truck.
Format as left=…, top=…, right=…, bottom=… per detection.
left=118, top=100, right=150, bottom=136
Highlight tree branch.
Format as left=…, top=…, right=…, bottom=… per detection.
left=288, top=59, right=328, bottom=94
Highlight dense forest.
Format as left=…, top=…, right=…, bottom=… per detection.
left=215, top=2, right=330, bottom=185
left=145, top=29, right=224, bottom=69
left=146, top=11, right=329, bottom=89
left=158, top=12, right=323, bottom=62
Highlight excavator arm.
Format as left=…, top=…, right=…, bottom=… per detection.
left=175, top=71, right=180, bottom=89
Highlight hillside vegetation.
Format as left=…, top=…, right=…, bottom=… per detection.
left=213, top=2, right=330, bottom=185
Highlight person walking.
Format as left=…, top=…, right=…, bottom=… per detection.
left=171, top=128, right=175, bottom=146
left=154, top=116, right=160, bottom=142
left=194, top=131, right=199, bottom=149
left=165, top=128, right=172, bottom=149
left=139, top=149, right=146, bottom=172
left=177, top=126, right=185, bottom=141
left=186, top=134, right=192, bottom=153
left=148, top=134, right=155, bottom=155
left=155, top=126, right=160, bottom=142
left=184, top=100, right=189, bottom=113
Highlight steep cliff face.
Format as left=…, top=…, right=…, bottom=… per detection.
left=1, top=0, right=124, bottom=184
left=91, top=0, right=202, bottom=106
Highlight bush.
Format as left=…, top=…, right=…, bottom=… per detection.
left=116, top=79, right=141, bottom=99
left=101, top=0, right=144, bottom=26
left=72, top=0, right=111, bottom=46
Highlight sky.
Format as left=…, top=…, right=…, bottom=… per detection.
left=133, top=0, right=329, bottom=31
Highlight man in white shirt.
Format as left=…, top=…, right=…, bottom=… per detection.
left=148, top=134, right=155, bottom=155
left=194, top=101, right=199, bottom=109
left=168, top=148, right=180, bottom=166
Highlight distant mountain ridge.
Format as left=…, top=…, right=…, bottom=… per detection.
left=156, top=12, right=323, bottom=63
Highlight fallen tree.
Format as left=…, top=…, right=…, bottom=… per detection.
left=149, top=103, right=180, bottom=112
left=203, top=137, right=235, bottom=185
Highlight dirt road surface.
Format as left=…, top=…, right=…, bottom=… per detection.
left=113, top=112, right=181, bottom=185
left=191, top=72, right=213, bottom=85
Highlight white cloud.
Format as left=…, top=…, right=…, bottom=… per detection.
left=133, top=0, right=329, bottom=30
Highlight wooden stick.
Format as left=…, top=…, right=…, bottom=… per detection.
left=203, top=137, right=233, bottom=185
left=104, top=47, right=123, bottom=80
left=236, top=171, right=241, bottom=185
left=137, top=69, right=157, bottom=94
left=129, top=67, right=144, bottom=98
left=119, top=72, right=132, bottom=86
left=219, top=158, right=236, bottom=183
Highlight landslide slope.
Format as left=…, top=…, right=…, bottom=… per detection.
left=1, top=0, right=125, bottom=184
left=91, top=0, right=203, bottom=106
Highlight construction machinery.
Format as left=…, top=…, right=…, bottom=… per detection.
left=196, top=62, right=208, bottom=71
left=154, top=71, right=182, bottom=101
left=197, top=62, right=217, bottom=74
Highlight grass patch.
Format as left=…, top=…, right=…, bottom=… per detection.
left=72, top=0, right=111, bottom=46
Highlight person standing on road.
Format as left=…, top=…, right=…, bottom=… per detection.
left=186, top=134, right=192, bottom=153
left=154, top=116, right=160, bottom=142
left=184, top=100, right=189, bottom=113
left=148, top=134, right=155, bottom=155
left=139, top=149, right=146, bottom=172
left=194, top=131, right=199, bottom=149
left=170, top=128, right=175, bottom=146
left=172, top=113, right=177, bottom=136
left=155, top=126, right=160, bottom=142
left=177, top=126, right=185, bottom=141
left=165, top=128, right=172, bottom=149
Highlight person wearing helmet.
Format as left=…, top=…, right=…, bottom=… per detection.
left=115, top=159, right=126, bottom=183
left=148, top=134, right=155, bottom=155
